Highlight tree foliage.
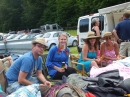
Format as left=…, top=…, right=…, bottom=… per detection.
left=0, top=0, right=128, bottom=32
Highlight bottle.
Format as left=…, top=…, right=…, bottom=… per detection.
left=62, top=62, right=65, bottom=69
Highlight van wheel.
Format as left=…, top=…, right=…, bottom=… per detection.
left=72, top=40, right=78, bottom=47
left=49, top=44, right=56, bottom=50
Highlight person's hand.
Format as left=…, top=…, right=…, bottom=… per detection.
left=94, top=58, right=101, bottom=64
left=112, top=58, right=119, bottom=61
left=65, top=64, right=67, bottom=69
left=117, top=57, right=120, bottom=60
left=43, top=81, right=51, bottom=87
left=117, top=39, right=122, bottom=44
left=57, top=67, right=65, bottom=72
left=39, top=84, right=45, bottom=87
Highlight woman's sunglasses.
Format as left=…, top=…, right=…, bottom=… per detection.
left=105, top=37, right=111, bottom=40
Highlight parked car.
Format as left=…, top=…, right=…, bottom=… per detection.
left=40, top=23, right=63, bottom=33
left=35, top=34, right=44, bottom=38
left=3, top=34, right=10, bottom=38
left=11, top=34, right=25, bottom=40
left=8, top=31, right=17, bottom=34
left=43, top=31, right=78, bottom=49
left=17, top=30, right=25, bottom=34
left=30, top=29, right=41, bottom=33
left=6, top=34, right=17, bottom=40
left=20, top=33, right=39, bottom=39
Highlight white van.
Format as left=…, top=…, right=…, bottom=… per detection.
left=77, top=2, right=130, bottom=53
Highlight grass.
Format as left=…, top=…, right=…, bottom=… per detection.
left=65, top=30, right=77, bottom=36
left=69, top=46, right=78, bottom=54
left=44, top=46, right=78, bottom=54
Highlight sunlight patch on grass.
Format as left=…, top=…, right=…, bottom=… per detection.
left=43, top=47, right=78, bottom=54
left=65, top=30, right=77, bottom=36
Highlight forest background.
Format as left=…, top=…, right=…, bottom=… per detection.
left=0, top=0, right=129, bottom=33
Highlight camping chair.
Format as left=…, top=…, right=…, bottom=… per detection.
left=70, top=54, right=87, bottom=76
left=41, top=54, right=61, bottom=83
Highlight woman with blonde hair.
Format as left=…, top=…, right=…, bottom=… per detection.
left=77, top=31, right=100, bottom=72
left=46, top=32, right=76, bottom=80
left=100, top=32, right=120, bottom=66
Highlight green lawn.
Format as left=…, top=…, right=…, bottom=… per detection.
left=44, top=46, right=79, bottom=54
left=65, top=30, right=77, bottom=36
left=69, top=46, right=79, bottom=54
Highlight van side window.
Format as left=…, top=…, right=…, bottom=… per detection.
left=79, top=18, right=89, bottom=33
left=91, top=16, right=104, bottom=31
left=52, top=25, right=57, bottom=30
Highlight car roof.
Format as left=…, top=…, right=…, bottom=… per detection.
left=47, top=31, right=67, bottom=34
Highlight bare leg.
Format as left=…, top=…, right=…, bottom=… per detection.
left=91, top=61, right=99, bottom=68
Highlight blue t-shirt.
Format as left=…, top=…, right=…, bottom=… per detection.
left=46, top=46, right=70, bottom=78
left=6, top=52, right=42, bottom=84
left=115, top=19, right=130, bottom=40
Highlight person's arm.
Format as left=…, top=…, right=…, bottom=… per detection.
left=82, top=44, right=93, bottom=61
left=114, top=42, right=120, bottom=60
left=94, top=26, right=100, bottom=36
left=36, top=70, right=51, bottom=86
left=113, top=29, right=122, bottom=44
left=18, top=58, right=33, bottom=85
left=18, top=71, right=33, bottom=85
left=46, top=46, right=56, bottom=68
left=113, top=22, right=123, bottom=43
left=100, top=42, right=105, bottom=57
left=65, top=48, right=70, bottom=66
left=113, top=29, right=119, bottom=40
left=54, top=65, right=65, bottom=72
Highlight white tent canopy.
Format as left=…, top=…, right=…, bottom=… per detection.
left=98, top=2, right=130, bottom=14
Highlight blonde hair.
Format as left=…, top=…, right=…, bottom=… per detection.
left=58, top=32, right=69, bottom=55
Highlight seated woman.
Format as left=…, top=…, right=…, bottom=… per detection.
left=46, top=33, right=76, bottom=80
left=77, top=31, right=100, bottom=73
left=100, top=32, right=120, bottom=66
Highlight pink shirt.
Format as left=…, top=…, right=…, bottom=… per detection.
left=103, top=42, right=117, bottom=65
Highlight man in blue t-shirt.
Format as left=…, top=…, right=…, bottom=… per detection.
left=6, top=38, right=51, bottom=94
left=113, top=12, right=130, bottom=57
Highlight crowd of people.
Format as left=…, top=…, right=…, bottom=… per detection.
left=4, top=11, right=130, bottom=94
